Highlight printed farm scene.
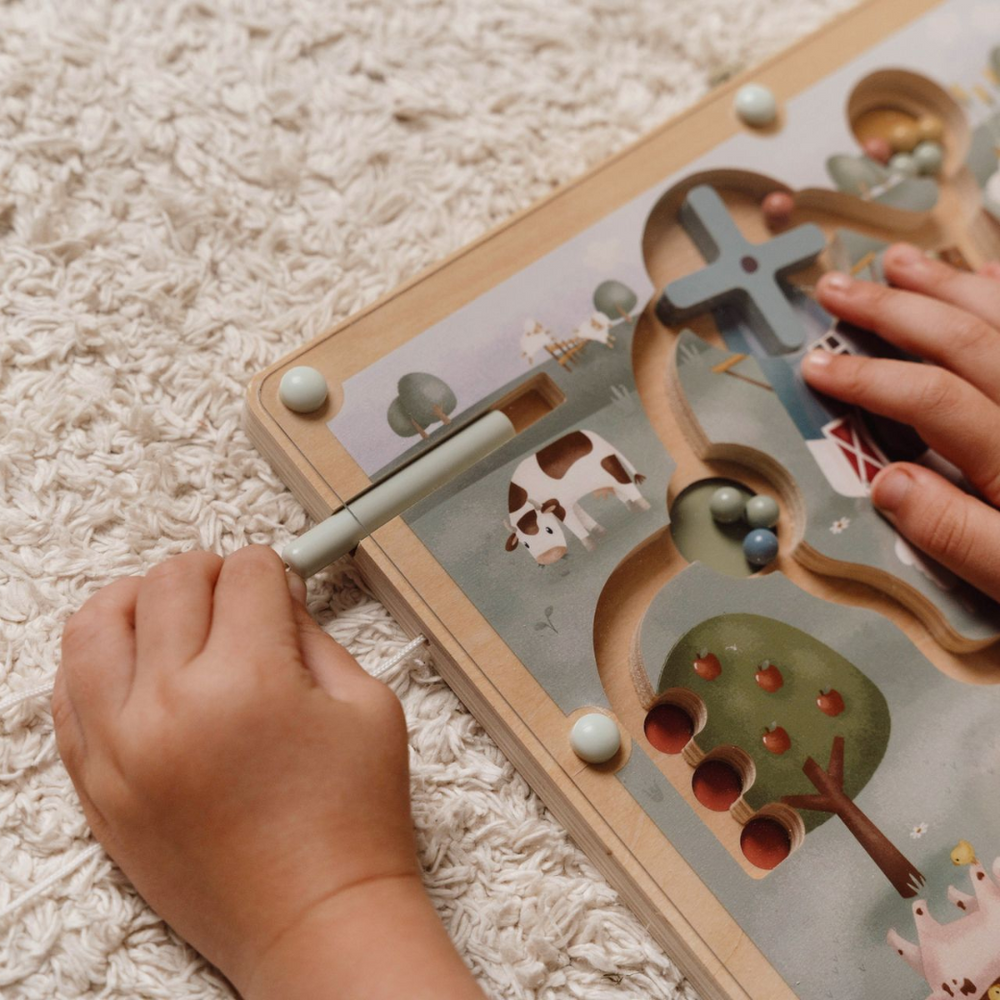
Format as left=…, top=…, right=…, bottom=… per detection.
left=404, top=269, right=676, bottom=704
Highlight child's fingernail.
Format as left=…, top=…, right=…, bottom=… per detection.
left=820, top=271, right=852, bottom=294
left=802, top=350, right=833, bottom=373
left=286, top=571, right=307, bottom=603
left=872, top=468, right=912, bottom=512
left=887, top=244, right=927, bottom=271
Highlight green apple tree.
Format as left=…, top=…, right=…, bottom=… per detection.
left=593, top=279, right=637, bottom=322
left=654, top=613, right=923, bottom=897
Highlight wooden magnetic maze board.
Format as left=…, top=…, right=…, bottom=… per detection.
left=246, top=1, right=1000, bottom=997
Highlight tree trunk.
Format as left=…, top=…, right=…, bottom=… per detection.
left=431, top=405, right=452, bottom=425
left=409, top=417, right=429, bottom=439
left=782, top=737, right=924, bottom=898
left=616, top=305, right=631, bottom=320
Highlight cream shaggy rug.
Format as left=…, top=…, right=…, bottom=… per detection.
left=1, top=0, right=859, bottom=996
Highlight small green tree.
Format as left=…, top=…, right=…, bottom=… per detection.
left=386, top=372, right=458, bottom=440
left=593, top=280, right=637, bottom=322
left=398, top=373, right=456, bottom=428
left=387, top=396, right=425, bottom=439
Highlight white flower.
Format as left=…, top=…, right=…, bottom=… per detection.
left=910, top=822, right=928, bottom=840
left=830, top=517, right=851, bottom=535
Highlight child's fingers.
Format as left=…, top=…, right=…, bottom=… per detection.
left=287, top=584, right=379, bottom=700
left=882, top=243, right=1000, bottom=332
left=52, top=660, right=87, bottom=774
left=51, top=672, right=110, bottom=837
left=872, top=463, right=1000, bottom=602
left=134, top=551, right=223, bottom=672
left=801, top=352, right=1000, bottom=506
left=60, top=576, right=141, bottom=726
left=815, top=270, right=1000, bottom=404
left=207, top=546, right=300, bottom=665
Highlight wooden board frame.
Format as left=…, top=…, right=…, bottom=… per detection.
left=245, top=2, right=1000, bottom=997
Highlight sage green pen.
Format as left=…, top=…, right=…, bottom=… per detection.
left=283, top=409, right=516, bottom=578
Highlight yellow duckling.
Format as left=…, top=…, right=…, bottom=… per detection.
left=951, top=840, right=978, bottom=866
left=987, top=985, right=1000, bottom=1000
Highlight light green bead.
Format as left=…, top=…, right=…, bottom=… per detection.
left=912, top=140, right=944, bottom=176
left=745, top=494, right=780, bottom=530
left=710, top=486, right=745, bottom=524
left=734, top=84, right=778, bottom=128
left=888, top=153, right=919, bottom=178
left=570, top=714, right=621, bottom=764
left=279, top=366, right=329, bottom=413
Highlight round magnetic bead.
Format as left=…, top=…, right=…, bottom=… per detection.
left=913, top=140, right=944, bottom=176
left=279, top=366, right=329, bottom=413
left=861, top=136, right=892, bottom=165
left=888, top=121, right=919, bottom=153
left=888, top=153, right=919, bottom=177
left=710, top=486, right=746, bottom=524
left=916, top=114, right=944, bottom=143
left=762, top=191, right=795, bottom=231
left=743, top=528, right=779, bottom=567
left=734, top=84, right=778, bottom=128
left=745, top=494, right=780, bottom=530
left=570, top=713, right=621, bottom=764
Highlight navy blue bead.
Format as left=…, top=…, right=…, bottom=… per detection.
left=744, top=528, right=778, bottom=567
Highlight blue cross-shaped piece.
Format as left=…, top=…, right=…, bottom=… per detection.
left=655, top=185, right=827, bottom=354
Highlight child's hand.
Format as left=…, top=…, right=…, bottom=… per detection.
left=802, top=244, right=1000, bottom=602
left=54, top=546, right=484, bottom=1000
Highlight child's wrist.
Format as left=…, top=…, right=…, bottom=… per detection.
left=238, top=873, right=484, bottom=1000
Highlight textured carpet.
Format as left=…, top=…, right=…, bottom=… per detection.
left=1, top=0, right=858, bottom=996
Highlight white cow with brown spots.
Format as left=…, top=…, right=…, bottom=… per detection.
left=503, top=429, right=649, bottom=565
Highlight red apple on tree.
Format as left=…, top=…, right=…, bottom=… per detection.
left=817, top=688, right=845, bottom=717
left=755, top=659, right=783, bottom=693
left=762, top=722, right=791, bottom=755
left=693, top=649, right=722, bottom=681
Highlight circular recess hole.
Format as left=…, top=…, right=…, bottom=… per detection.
left=691, top=744, right=756, bottom=812
left=741, top=818, right=791, bottom=870
left=645, top=704, right=694, bottom=754
left=845, top=69, right=970, bottom=177
left=740, top=803, right=805, bottom=871
left=658, top=687, right=707, bottom=733
left=669, top=478, right=756, bottom=578
left=852, top=106, right=917, bottom=147
left=692, top=760, right=743, bottom=811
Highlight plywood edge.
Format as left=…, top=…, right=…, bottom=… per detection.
left=243, top=397, right=338, bottom=522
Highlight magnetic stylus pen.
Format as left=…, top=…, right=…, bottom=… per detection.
left=282, top=409, right=516, bottom=578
